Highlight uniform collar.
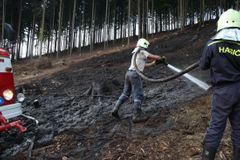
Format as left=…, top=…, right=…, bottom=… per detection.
left=212, top=28, right=240, bottom=42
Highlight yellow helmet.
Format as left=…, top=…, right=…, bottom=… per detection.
left=137, top=38, right=150, bottom=49
left=217, top=9, right=240, bottom=31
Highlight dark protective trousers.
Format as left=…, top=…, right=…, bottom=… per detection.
left=204, top=81, right=240, bottom=148
left=117, top=70, right=144, bottom=108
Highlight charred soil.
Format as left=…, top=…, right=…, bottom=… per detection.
left=1, top=22, right=233, bottom=160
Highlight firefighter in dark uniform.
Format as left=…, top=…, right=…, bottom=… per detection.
left=200, top=9, right=240, bottom=160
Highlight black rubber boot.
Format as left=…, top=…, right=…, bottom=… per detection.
left=233, top=147, right=240, bottom=160
left=111, top=100, right=123, bottom=119
left=202, top=145, right=217, bottom=160
left=132, top=103, right=149, bottom=123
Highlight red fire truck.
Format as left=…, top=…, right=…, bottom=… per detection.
left=0, top=48, right=27, bottom=133
left=0, top=24, right=37, bottom=134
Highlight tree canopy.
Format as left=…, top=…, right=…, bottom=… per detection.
left=0, top=0, right=237, bottom=59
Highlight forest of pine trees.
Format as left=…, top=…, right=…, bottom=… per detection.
left=0, top=0, right=238, bottom=60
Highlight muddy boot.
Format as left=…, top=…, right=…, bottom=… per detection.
left=111, top=100, right=122, bottom=119
left=132, top=104, right=149, bottom=123
left=202, top=145, right=217, bottom=160
left=233, top=147, right=240, bottom=160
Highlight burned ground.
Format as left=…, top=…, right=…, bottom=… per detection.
left=1, top=22, right=233, bottom=160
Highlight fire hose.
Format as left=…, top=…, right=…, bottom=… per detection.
left=133, top=52, right=211, bottom=90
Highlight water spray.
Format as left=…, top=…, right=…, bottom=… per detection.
left=167, top=64, right=211, bottom=91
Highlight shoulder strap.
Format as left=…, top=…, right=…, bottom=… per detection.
left=208, top=39, right=240, bottom=47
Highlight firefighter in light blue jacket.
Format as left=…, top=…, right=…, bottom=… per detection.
left=111, top=38, right=164, bottom=123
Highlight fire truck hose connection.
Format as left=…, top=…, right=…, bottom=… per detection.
left=21, top=114, right=39, bottom=126
left=133, top=52, right=199, bottom=83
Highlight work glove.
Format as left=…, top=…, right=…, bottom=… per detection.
left=155, top=56, right=167, bottom=65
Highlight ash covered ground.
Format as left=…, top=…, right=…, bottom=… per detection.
left=1, top=22, right=233, bottom=160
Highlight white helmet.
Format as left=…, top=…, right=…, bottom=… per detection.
left=137, top=38, right=150, bottom=49
left=217, top=9, right=240, bottom=31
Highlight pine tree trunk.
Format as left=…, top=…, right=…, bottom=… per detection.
left=50, top=0, right=56, bottom=54
left=236, top=0, right=239, bottom=10
left=159, top=13, right=162, bottom=32
left=190, top=0, right=194, bottom=26
left=67, top=3, right=72, bottom=51
left=146, top=0, right=149, bottom=38
left=16, top=0, right=22, bottom=60
left=151, top=0, right=154, bottom=37
left=104, top=0, right=109, bottom=49
left=69, top=0, right=77, bottom=55
left=138, top=0, right=142, bottom=38
left=39, top=0, right=46, bottom=58
left=57, top=0, right=63, bottom=59
left=54, top=30, right=57, bottom=53
left=155, top=13, right=158, bottom=33
left=1, top=0, right=5, bottom=44
left=78, top=3, right=84, bottom=54
left=179, top=0, right=184, bottom=30
left=113, top=1, right=117, bottom=44
left=200, top=0, right=205, bottom=27
left=26, top=27, right=30, bottom=58
left=142, top=0, right=146, bottom=37
left=127, top=0, right=131, bottom=46
left=107, top=4, right=110, bottom=47
left=47, top=34, right=50, bottom=55
left=132, top=17, right=136, bottom=37
left=120, top=13, right=123, bottom=40
left=90, top=0, right=95, bottom=53
left=30, top=14, right=36, bottom=58
left=83, top=22, right=86, bottom=47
